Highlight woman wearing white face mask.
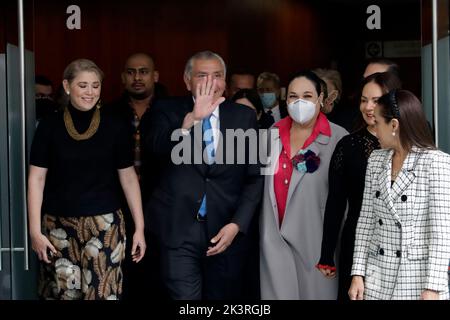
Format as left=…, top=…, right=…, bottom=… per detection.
left=259, top=70, right=348, bottom=299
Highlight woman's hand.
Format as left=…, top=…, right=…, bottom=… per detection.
left=420, top=289, right=440, bottom=300
left=348, top=275, right=365, bottom=300
left=318, top=267, right=337, bottom=278
left=131, top=229, right=146, bottom=263
left=30, top=232, right=57, bottom=264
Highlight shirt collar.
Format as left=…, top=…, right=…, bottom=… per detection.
left=274, top=112, right=331, bottom=157
left=314, top=112, right=331, bottom=137
left=270, top=105, right=280, bottom=112
left=274, top=115, right=292, bottom=131
left=211, top=106, right=219, bottom=119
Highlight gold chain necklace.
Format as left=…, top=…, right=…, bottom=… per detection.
left=64, top=106, right=100, bottom=141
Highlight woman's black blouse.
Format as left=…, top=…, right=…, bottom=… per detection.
left=319, top=127, right=380, bottom=266
left=30, top=104, right=133, bottom=217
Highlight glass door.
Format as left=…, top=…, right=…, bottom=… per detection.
left=0, top=51, right=11, bottom=300
left=422, top=0, right=450, bottom=152
left=0, top=0, right=38, bottom=300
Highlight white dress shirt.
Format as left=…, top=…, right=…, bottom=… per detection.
left=269, top=105, right=281, bottom=123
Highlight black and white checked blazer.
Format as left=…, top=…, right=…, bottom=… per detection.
left=351, top=147, right=450, bottom=300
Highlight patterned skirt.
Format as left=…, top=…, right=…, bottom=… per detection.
left=38, top=209, right=126, bottom=300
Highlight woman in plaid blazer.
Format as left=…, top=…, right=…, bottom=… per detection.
left=349, top=90, right=450, bottom=300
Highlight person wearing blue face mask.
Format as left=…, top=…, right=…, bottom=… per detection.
left=259, top=70, right=348, bottom=300
left=257, top=72, right=288, bottom=125
left=259, top=91, right=277, bottom=110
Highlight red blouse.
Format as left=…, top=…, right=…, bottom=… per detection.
left=274, top=112, right=331, bottom=227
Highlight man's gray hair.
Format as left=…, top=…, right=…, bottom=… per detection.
left=257, top=71, right=281, bottom=89
left=184, top=50, right=227, bottom=79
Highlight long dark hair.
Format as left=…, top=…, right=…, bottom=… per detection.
left=377, top=89, right=435, bottom=151
left=354, top=71, right=402, bottom=132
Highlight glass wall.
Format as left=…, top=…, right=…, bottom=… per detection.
left=0, top=0, right=38, bottom=300
left=422, top=0, right=450, bottom=152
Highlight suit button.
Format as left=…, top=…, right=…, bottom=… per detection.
left=395, top=221, right=401, bottom=229
left=375, top=191, right=380, bottom=198
left=378, top=219, right=383, bottom=226
left=396, top=250, right=402, bottom=257
left=206, top=178, right=210, bottom=182
left=379, top=248, right=384, bottom=255
left=401, top=195, right=407, bottom=202
left=197, top=199, right=202, bottom=203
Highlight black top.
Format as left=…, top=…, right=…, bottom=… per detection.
left=319, top=127, right=380, bottom=266
left=30, top=104, right=134, bottom=217
left=106, top=94, right=169, bottom=200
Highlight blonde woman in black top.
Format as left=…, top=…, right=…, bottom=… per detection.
left=316, top=72, right=401, bottom=300
left=28, top=59, right=146, bottom=300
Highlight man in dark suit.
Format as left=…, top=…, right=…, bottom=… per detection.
left=256, top=71, right=288, bottom=128
left=143, top=50, right=263, bottom=300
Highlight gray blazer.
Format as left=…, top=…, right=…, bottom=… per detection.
left=352, top=148, right=450, bottom=300
left=260, top=122, right=348, bottom=299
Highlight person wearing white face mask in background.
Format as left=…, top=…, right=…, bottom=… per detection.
left=260, top=70, right=348, bottom=299
left=257, top=72, right=288, bottom=127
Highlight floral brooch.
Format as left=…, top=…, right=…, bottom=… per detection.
left=292, top=149, right=320, bottom=173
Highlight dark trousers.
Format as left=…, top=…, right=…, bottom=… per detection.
left=121, top=207, right=169, bottom=301
left=160, top=220, right=249, bottom=300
